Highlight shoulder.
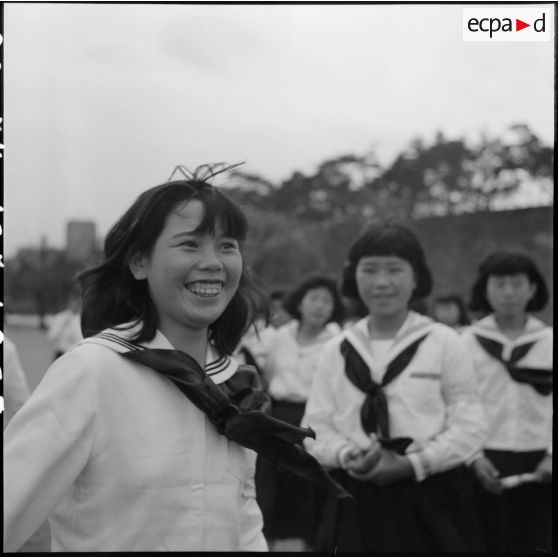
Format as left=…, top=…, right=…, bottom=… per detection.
left=424, top=322, right=471, bottom=360
left=274, top=321, right=298, bottom=342
left=428, top=321, right=462, bottom=343
left=46, top=332, right=138, bottom=383
left=46, top=340, right=121, bottom=379
left=526, top=315, right=553, bottom=337
left=320, top=332, right=349, bottom=361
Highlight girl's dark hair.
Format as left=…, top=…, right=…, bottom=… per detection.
left=282, top=275, right=345, bottom=325
left=341, top=223, right=433, bottom=304
left=432, top=294, right=470, bottom=326
left=78, top=164, right=267, bottom=356
left=468, top=251, right=548, bottom=314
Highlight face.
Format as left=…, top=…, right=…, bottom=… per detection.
left=298, top=287, right=334, bottom=328
left=433, top=302, right=460, bottom=327
left=129, top=199, right=243, bottom=340
left=355, top=255, right=416, bottom=322
left=485, top=273, right=536, bottom=318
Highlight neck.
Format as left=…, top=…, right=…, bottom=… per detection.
left=367, top=310, right=409, bottom=340
left=297, top=320, right=326, bottom=345
left=494, top=312, right=527, bottom=339
left=161, top=326, right=209, bottom=367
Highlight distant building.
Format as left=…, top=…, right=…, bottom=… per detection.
left=66, top=220, right=97, bottom=262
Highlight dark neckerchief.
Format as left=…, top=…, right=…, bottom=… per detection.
left=474, top=334, right=552, bottom=395
left=340, top=333, right=429, bottom=455
left=121, top=347, right=349, bottom=498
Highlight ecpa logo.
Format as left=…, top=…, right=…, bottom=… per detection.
left=463, top=8, right=552, bottom=41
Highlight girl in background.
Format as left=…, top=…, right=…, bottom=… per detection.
left=303, top=223, right=486, bottom=554
left=462, top=252, right=552, bottom=555
left=258, top=275, right=344, bottom=551
left=431, top=293, right=470, bottom=330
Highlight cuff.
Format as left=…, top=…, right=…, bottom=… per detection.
left=407, top=452, right=429, bottom=482
left=466, top=450, right=484, bottom=467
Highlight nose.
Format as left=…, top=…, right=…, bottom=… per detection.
left=374, top=270, right=390, bottom=286
left=501, top=282, right=515, bottom=296
left=196, top=245, right=223, bottom=271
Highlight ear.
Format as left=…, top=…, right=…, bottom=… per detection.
left=128, top=252, right=149, bottom=280
left=527, top=281, right=537, bottom=302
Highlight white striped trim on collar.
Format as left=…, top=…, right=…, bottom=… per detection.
left=80, top=329, right=238, bottom=384
left=470, top=315, right=551, bottom=347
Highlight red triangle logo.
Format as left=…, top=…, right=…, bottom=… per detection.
left=516, top=19, right=530, bottom=31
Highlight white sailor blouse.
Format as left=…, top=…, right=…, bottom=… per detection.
left=3, top=324, right=267, bottom=553
left=461, top=314, right=553, bottom=454
left=264, top=320, right=342, bottom=403
left=302, top=311, right=487, bottom=482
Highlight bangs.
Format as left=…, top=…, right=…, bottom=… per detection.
left=186, top=188, right=248, bottom=241
left=352, top=227, right=420, bottom=266
left=359, top=237, right=415, bottom=262
left=481, top=253, right=537, bottom=279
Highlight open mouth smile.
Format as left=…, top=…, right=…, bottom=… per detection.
left=184, top=281, right=224, bottom=298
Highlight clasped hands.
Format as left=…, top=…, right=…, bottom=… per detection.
left=339, top=434, right=414, bottom=486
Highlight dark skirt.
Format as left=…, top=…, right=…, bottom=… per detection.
left=473, top=449, right=553, bottom=555
left=316, top=466, right=486, bottom=554
left=255, top=399, right=324, bottom=545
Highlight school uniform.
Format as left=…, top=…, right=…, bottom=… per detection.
left=461, top=314, right=553, bottom=555
left=3, top=323, right=267, bottom=553
left=302, top=311, right=487, bottom=553
left=257, top=320, right=341, bottom=545
left=234, top=321, right=278, bottom=377
left=47, top=310, right=83, bottom=358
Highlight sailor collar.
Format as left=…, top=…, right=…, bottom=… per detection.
left=79, top=322, right=238, bottom=384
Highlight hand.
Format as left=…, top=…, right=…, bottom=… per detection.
left=344, top=438, right=382, bottom=476
left=349, top=448, right=414, bottom=486
left=338, top=446, right=365, bottom=469
left=533, top=454, right=552, bottom=484
left=472, top=456, right=502, bottom=494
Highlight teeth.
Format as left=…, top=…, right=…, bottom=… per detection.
left=185, top=282, right=223, bottom=297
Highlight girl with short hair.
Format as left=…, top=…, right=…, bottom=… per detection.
left=258, top=274, right=344, bottom=551
left=462, top=251, right=552, bottom=555
left=303, top=223, right=487, bottom=553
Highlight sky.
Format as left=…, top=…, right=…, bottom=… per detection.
left=2, top=2, right=554, bottom=256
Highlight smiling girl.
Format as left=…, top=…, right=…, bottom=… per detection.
left=302, top=223, right=487, bottom=553
left=3, top=165, right=343, bottom=553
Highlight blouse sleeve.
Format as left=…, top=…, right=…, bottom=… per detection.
left=302, top=341, right=359, bottom=468
left=3, top=351, right=97, bottom=552
left=408, top=329, right=487, bottom=480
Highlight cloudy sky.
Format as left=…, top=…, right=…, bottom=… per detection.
left=3, top=2, right=554, bottom=255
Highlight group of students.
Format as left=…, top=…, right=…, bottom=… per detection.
left=3, top=165, right=552, bottom=554
left=244, top=244, right=552, bottom=555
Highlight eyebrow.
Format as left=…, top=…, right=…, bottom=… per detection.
left=171, top=230, right=201, bottom=240
left=170, top=230, right=239, bottom=240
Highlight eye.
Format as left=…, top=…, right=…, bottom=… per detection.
left=220, top=239, right=239, bottom=251
left=179, top=240, right=198, bottom=249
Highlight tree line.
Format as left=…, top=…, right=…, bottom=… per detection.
left=5, top=123, right=552, bottom=316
